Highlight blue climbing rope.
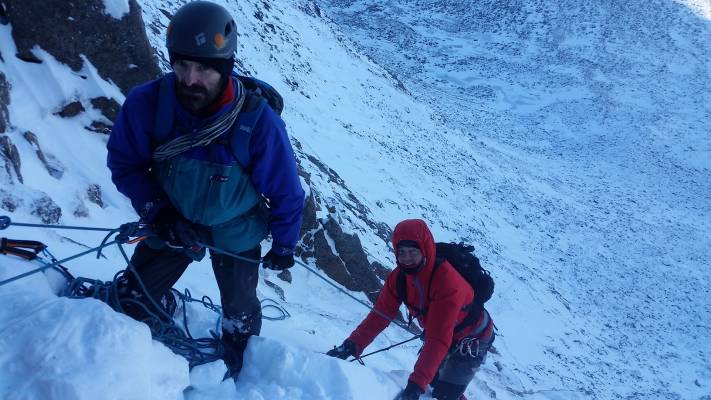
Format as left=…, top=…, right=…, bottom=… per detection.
left=1, top=214, right=414, bottom=365
left=197, top=241, right=412, bottom=332
left=0, top=216, right=289, bottom=368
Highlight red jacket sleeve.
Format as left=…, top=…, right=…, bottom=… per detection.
left=347, top=271, right=402, bottom=355
left=409, top=267, right=470, bottom=390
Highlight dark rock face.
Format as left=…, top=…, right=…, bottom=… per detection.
left=54, top=101, right=85, bottom=118
left=323, top=218, right=384, bottom=302
left=86, top=121, right=113, bottom=135
left=1, top=192, right=19, bottom=212
left=293, top=140, right=393, bottom=307
left=371, top=260, right=391, bottom=282
left=0, top=72, right=9, bottom=133
left=0, top=134, right=22, bottom=183
left=307, top=214, right=385, bottom=305
left=3, top=0, right=161, bottom=95
left=263, top=278, right=286, bottom=301
left=23, top=131, right=64, bottom=179
left=31, top=195, right=61, bottom=224
left=90, top=97, right=121, bottom=122
left=86, top=184, right=104, bottom=208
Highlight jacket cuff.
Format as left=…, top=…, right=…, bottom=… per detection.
left=405, top=380, right=425, bottom=393
left=345, top=337, right=363, bottom=356
left=408, top=372, right=428, bottom=393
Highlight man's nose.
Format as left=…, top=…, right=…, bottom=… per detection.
left=181, top=68, right=200, bottom=86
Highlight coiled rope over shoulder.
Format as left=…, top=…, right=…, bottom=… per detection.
left=152, top=79, right=246, bottom=162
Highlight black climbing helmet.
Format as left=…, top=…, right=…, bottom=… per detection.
left=166, top=1, right=238, bottom=60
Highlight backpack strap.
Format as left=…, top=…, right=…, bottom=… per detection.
left=453, top=301, right=485, bottom=333
left=154, top=74, right=176, bottom=141
left=236, top=75, right=283, bottom=115
left=396, top=260, right=444, bottom=327
left=224, top=92, right=266, bottom=169
left=397, top=258, right=485, bottom=334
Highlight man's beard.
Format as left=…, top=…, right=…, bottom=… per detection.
left=176, top=81, right=220, bottom=114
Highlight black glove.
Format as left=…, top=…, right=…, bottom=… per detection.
left=326, top=339, right=356, bottom=360
left=394, top=381, right=424, bottom=400
left=152, top=205, right=199, bottom=248
left=262, top=249, right=295, bottom=270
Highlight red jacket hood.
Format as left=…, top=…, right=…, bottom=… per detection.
left=392, top=219, right=436, bottom=271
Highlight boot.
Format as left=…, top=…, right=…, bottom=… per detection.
left=221, top=331, right=251, bottom=381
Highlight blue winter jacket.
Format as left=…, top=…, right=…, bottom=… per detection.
left=107, top=74, right=304, bottom=254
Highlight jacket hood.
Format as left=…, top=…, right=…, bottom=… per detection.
left=392, top=219, right=436, bottom=271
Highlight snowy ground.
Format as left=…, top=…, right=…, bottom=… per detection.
left=1, top=0, right=710, bottom=399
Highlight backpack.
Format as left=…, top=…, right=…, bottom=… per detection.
left=395, top=242, right=494, bottom=331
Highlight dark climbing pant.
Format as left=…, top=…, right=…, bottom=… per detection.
left=121, top=242, right=262, bottom=371
left=430, top=332, right=495, bottom=400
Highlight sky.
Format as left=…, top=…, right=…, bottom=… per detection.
left=1, top=0, right=710, bottom=399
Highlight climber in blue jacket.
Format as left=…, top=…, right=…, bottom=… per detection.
left=106, top=1, right=304, bottom=380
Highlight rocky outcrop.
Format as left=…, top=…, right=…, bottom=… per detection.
left=87, top=97, right=121, bottom=134
left=86, top=184, right=105, bottom=208
left=90, top=97, right=121, bottom=122
left=0, top=191, right=19, bottom=212
left=23, top=131, right=64, bottom=179
left=296, top=187, right=389, bottom=305
left=294, top=146, right=394, bottom=307
left=0, top=72, right=9, bottom=133
left=54, top=101, right=85, bottom=118
left=31, top=195, right=61, bottom=224
left=0, top=134, right=21, bottom=183
left=3, top=0, right=160, bottom=95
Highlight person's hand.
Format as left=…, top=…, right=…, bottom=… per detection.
left=325, top=339, right=356, bottom=360
left=152, top=205, right=199, bottom=248
left=393, top=381, right=424, bottom=400
left=155, top=219, right=199, bottom=248
left=262, top=249, right=295, bottom=270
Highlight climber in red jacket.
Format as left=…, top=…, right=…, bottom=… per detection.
left=326, top=219, right=495, bottom=400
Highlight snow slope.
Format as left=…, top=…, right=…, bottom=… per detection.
left=0, top=0, right=709, bottom=399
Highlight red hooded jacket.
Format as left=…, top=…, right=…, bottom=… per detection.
left=347, top=219, right=494, bottom=390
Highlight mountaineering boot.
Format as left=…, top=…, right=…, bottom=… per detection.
left=221, top=330, right=251, bottom=381
left=211, top=248, right=263, bottom=381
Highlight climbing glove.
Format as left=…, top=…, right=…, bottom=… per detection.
left=152, top=205, right=199, bottom=248
left=326, top=339, right=356, bottom=360
left=262, top=249, right=295, bottom=270
left=394, top=381, right=424, bottom=400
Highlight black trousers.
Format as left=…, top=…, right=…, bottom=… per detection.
left=122, top=242, right=262, bottom=353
